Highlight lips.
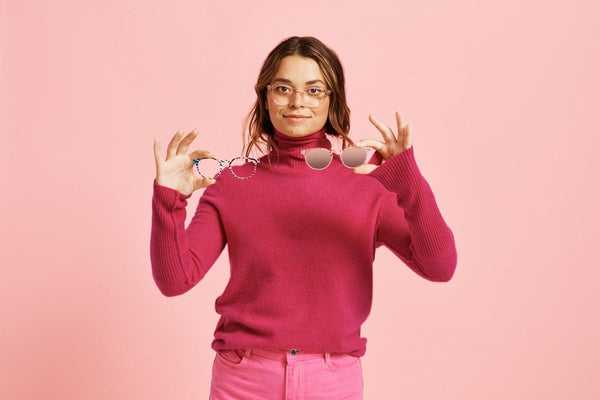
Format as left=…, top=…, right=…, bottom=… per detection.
left=284, top=114, right=310, bottom=123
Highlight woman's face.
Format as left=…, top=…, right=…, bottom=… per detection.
left=266, top=55, right=330, bottom=138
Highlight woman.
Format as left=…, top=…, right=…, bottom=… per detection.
left=151, top=36, right=457, bottom=400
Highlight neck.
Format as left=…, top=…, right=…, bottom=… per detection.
left=268, top=126, right=332, bottom=168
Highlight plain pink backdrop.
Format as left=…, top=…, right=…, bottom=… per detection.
left=1, top=0, right=598, bottom=399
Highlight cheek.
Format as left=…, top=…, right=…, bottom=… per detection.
left=317, top=105, right=329, bottom=119
left=319, top=100, right=330, bottom=117
left=268, top=100, right=282, bottom=114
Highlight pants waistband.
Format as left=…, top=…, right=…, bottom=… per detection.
left=233, top=348, right=334, bottom=362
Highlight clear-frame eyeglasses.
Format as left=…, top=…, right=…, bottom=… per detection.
left=266, top=84, right=332, bottom=107
left=192, top=156, right=260, bottom=180
left=300, top=146, right=375, bottom=170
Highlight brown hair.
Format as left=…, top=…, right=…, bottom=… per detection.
left=240, top=36, right=355, bottom=165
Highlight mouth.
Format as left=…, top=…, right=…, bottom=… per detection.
left=284, top=115, right=311, bottom=123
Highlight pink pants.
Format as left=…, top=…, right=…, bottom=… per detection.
left=209, top=348, right=364, bottom=399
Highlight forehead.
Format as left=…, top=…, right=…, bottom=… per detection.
left=273, top=55, right=325, bottom=84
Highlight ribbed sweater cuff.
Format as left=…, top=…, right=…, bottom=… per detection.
left=151, top=179, right=195, bottom=293
left=366, top=146, right=423, bottom=200
left=153, top=179, right=192, bottom=209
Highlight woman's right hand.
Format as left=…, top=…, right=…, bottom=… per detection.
left=153, top=128, right=216, bottom=196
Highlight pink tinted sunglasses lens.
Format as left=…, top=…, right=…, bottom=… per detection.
left=340, top=147, right=367, bottom=168
left=304, top=148, right=332, bottom=169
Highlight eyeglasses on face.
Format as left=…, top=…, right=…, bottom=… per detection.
left=300, top=146, right=375, bottom=170
left=192, top=156, right=260, bottom=180
left=266, top=84, right=332, bottom=107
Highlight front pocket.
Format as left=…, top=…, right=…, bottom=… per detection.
left=217, top=349, right=246, bottom=366
left=326, top=353, right=360, bottom=372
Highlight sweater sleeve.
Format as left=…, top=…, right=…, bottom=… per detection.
left=367, top=146, right=457, bottom=282
left=150, top=179, right=227, bottom=296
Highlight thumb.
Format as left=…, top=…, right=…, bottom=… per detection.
left=353, top=164, right=378, bottom=175
left=193, top=177, right=216, bottom=191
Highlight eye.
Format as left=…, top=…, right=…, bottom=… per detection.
left=276, top=85, right=291, bottom=93
left=307, top=87, right=325, bottom=97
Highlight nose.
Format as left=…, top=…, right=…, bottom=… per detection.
left=289, top=90, right=304, bottom=108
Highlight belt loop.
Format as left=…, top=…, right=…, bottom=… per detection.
left=324, top=352, right=331, bottom=363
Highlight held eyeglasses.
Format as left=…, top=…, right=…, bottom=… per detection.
left=192, top=156, right=260, bottom=180
left=301, top=146, right=375, bottom=170
left=192, top=146, right=373, bottom=178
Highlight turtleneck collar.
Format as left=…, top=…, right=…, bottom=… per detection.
left=268, top=125, right=332, bottom=168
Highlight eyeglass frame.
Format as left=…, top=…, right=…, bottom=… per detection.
left=192, top=156, right=260, bottom=180
left=300, top=146, right=376, bottom=170
left=266, top=84, right=332, bottom=107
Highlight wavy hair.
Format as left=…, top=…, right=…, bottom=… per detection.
left=240, top=36, right=355, bottom=165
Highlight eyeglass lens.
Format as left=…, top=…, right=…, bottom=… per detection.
left=304, top=147, right=367, bottom=170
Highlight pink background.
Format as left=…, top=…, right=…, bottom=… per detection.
left=1, top=0, right=598, bottom=399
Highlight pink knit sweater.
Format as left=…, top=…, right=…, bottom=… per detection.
left=150, top=126, right=457, bottom=357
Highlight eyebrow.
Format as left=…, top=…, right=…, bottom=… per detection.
left=272, top=78, right=326, bottom=85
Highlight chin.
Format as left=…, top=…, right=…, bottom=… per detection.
left=288, top=127, right=314, bottom=137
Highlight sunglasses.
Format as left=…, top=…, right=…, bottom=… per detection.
left=300, top=146, right=375, bottom=170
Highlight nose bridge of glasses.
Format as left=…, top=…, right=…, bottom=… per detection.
left=288, top=88, right=307, bottom=105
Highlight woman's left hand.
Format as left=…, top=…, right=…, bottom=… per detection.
left=353, top=111, right=412, bottom=174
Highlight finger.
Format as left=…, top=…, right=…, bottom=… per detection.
left=355, top=138, right=393, bottom=160
left=397, top=112, right=411, bottom=150
left=189, top=149, right=215, bottom=162
left=355, top=138, right=385, bottom=152
left=396, top=111, right=406, bottom=147
left=353, top=163, right=379, bottom=174
left=177, top=128, right=199, bottom=156
left=166, top=129, right=184, bottom=161
left=406, top=123, right=412, bottom=149
left=153, top=138, right=163, bottom=170
left=369, top=114, right=396, bottom=143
